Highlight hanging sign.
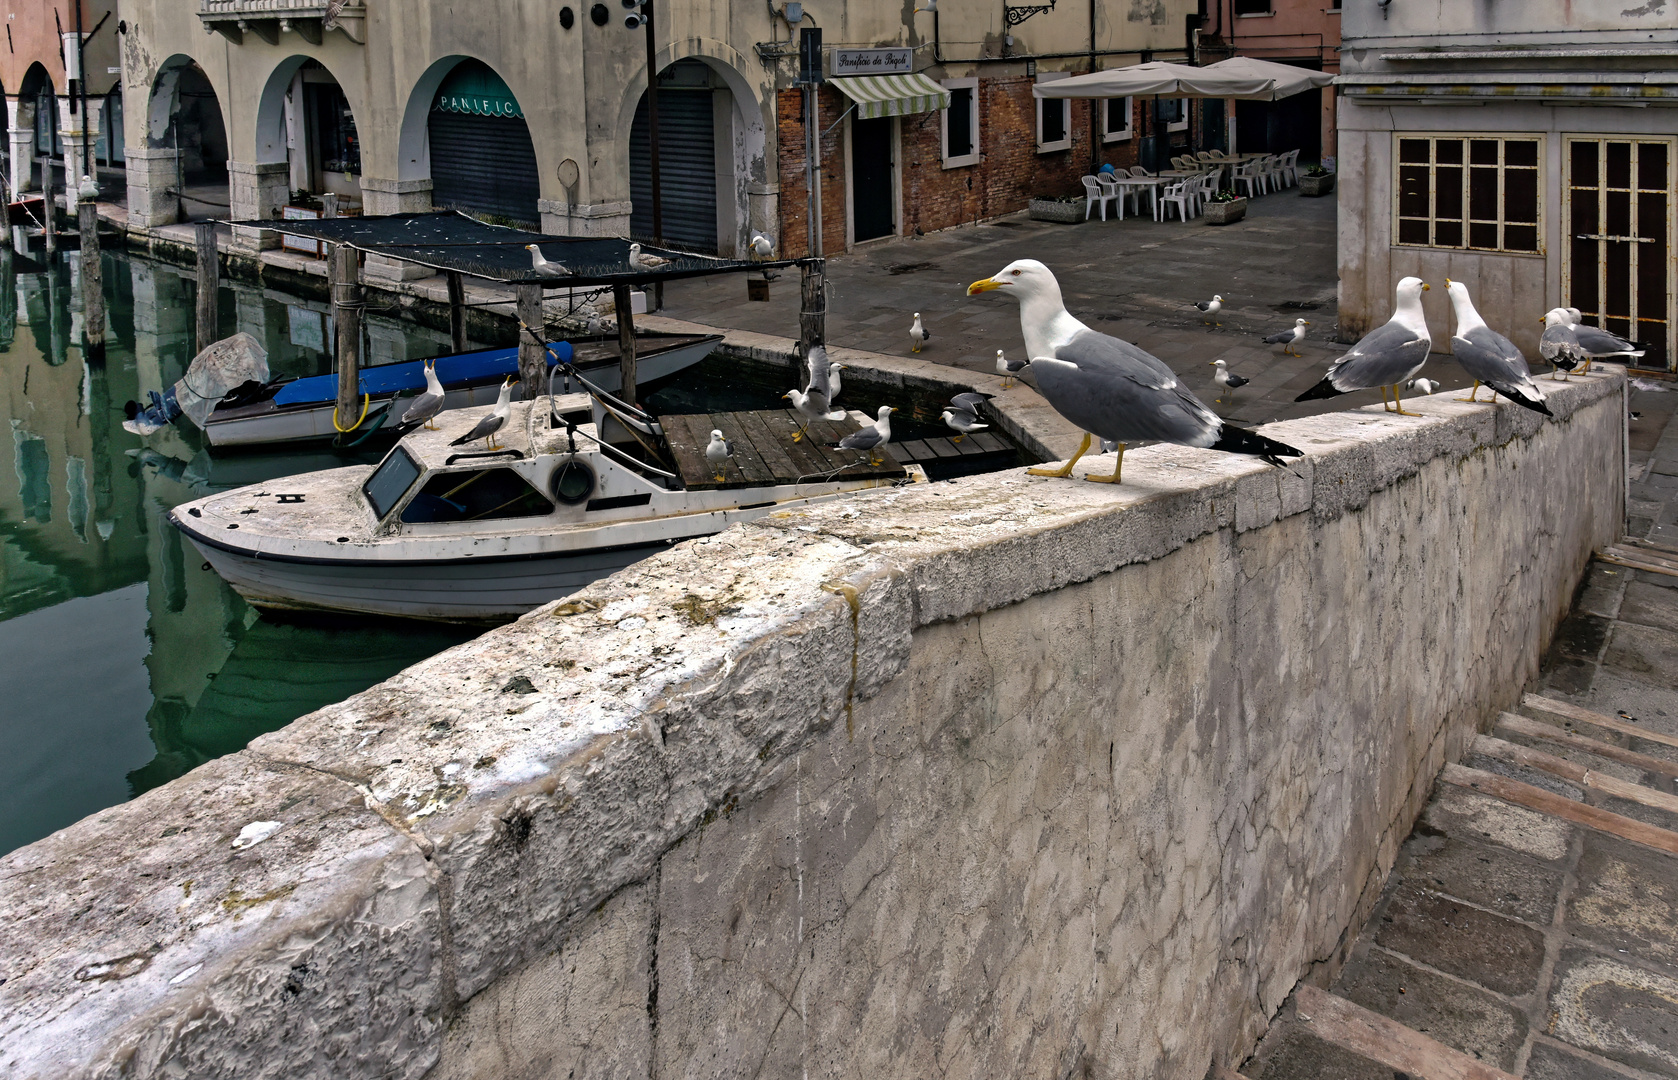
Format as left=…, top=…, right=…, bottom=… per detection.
left=432, top=64, right=526, bottom=119
left=832, top=48, right=913, bottom=76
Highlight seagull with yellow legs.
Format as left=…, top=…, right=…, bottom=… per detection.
left=1296, top=277, right=1432, bottom=417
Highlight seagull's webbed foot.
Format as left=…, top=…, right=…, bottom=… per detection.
left=951, top=435, right=964, bottom=443
left=1084, top=443, right=1126, bottom=484
left=1456, top=380, right=1481, bottom=403
left=1026, top=433, right=1092, bottom=478
left=1380, top=386, right=1394, bottom=412
left=1583, top=360, right=1594, bottom=375
left=713, top=472, right=726, bottom=483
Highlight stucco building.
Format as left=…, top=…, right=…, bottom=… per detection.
left=2, top=1, right=122, bottom=201
left=1336, top=0, right=1677, bottom=371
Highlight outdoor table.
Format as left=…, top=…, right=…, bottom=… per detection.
left=1107, top=176, right=1164, bottom=217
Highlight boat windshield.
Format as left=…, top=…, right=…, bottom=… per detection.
left=363, top=446, right=423, bottom=519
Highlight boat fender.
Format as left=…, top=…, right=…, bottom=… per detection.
left=552, top=459, right=596, bottom=505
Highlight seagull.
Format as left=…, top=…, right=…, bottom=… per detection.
left=448, top=376, right=515, bottom=451
left=803, top=343, right=838, bottom=402
left=401, top=359, right=446, bottom=430
left=1263, top=318, right=1310, bottom=356
left=1209, top=358, right=1248, bottom=403
left=525, top=244, right=570, bottom=278
left=749, top=232, right=774, bottom=259
left=910, top=312, right=930, bottom=353
left=704, top=428, right=734, bottom=482
left=628, top=242, right=673, bottom=272
left=834, top=405, right=896, bottom=465
left=941, top=392, right=991, bottom=442
left=1195, top=294, right=1223, bottom=326
left=1296, top=277, right=1431, bottom=416
left=967, top=260, right=1301, bottom=484
left=1539, top=309, right=1586, bottom=381
left=1564, top=307, right=1645, bottom=373
left=783, top=388, right=846, bottom=442
left=1407, top=378, right=1439, bottom=396
left=1442, top=279, right=1550, bottom=416
left=828, top=361, right=846, bottom=403
left=996, top=349, right=1027, bottom=388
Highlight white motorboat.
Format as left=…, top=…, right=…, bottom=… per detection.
left=170, top=386, right=917, bottom=622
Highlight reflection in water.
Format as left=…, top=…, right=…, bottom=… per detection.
left=0, top=247, right=475, bottom=855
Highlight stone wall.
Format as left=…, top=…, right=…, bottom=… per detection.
left=0, top=374, right=1626, bottom=1080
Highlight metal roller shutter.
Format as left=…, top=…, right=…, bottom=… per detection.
left=630, top=88, right=717, bottom=253
left=428, top=111, right=541, bottom=226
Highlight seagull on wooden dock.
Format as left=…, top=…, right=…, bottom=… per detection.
left=996, top=349, right=1027, bottom=388
left=449, top=377, right=514, bottom=451
left=910, top=312, right=930, bottom=353
left=704, top=429, right=734, bottom=482
left=525, top=244, right=571, bottom=278
left=941, top=392, right=991, bottom=442
left=1406, top=378, right=1439, bottom=396
left=628, top=243, right=673, bottom=272
left=834, top=405, right=896, bottom=465
left=1564, top=307, right=1644, bottom=373
left=1296, top=277, right=1431, bottom=416
left=827, top=361, right=846, bottom=402
left=1539, top=309, right=1587, bottom=381
left=1195, top=294, right=1224, bottom=325
left=1209, top=358, right=1248, bottom=403
left=1263, top=317, right=1309, bottom=356
left=967, top=260, right=1301, bottom=484
left=401, top=359, right=446, bottom=430
left=1443, top=279, right=1550, bottom=416
left=784, top=388, right=845, bottom=442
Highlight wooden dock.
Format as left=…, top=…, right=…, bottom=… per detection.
left=890, top=429, right=1015, bottom=467
left=660, top=410, right=906, bottom=490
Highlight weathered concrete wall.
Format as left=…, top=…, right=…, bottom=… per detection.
left=0, top=373, right=1625, bottom=1080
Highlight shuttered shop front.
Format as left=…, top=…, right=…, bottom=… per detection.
left=630, top=82, right=718, bottom=253
left=429, top=61, right=540, bottom=225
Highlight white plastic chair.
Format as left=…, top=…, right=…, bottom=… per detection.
left=1208, top=149, right=1229, bottom=160
left=1232, top=160, right=1266, bottom=199
left=1097, top=174, right=1130, bottom=220
left=1261, top=154, right=1284, bottom=192
left=1156, top=180, right=1193, bottom=222
left=1280, top=149, right=1301, bottom=187
left=1128, top=166, right=1154, bottom=177
left=1082, top=175, right=1118, bottom=221
left=1195, top=151, right=1217, bottom=164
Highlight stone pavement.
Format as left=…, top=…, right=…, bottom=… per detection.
left=1234, top=397, right=1678, bottom=1080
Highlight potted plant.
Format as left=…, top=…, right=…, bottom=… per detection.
left=1299, top=165, right=1335, bottom=197
left=1028, top=195, right=1087, bottom=224
left=1203, top=189, right=1247, bottom=225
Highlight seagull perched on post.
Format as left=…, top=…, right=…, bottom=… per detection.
left=1539, top=309, right=1586, bottom=381
left=525, top=244, right=571, bottom=278
left=1209, top=358, right=1248, bottom=404
left=1564, top=307, right=1644, bottom=373
left=1263, top=318, right=1310, bottom=356
left=1442, top=279, right=1550, bottom=416
left=448, top=377, right=515, bottom=451
left=940, top=392, right=991, bottom=442
left=910, top=313, right=930, bottom=353
left=833, top=405, right=896, bottom=465
left=704, top=428, right=734, bottom=482
left=628, top=242, right=673, bottom=272
left=1195, top=294, right=1223, bottom=326
left=1296, top=277, right=1432, bottom=416
left=401, top=359, right=446, bottom=430
left=996, top=349, right=1027, bottom=388
left=967, top=260, right=1301, bottom=484
left=749, top=232, right=774, bottom=259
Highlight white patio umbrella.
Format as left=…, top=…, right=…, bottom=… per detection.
left=1198, top=56, right=1336, bottom=101
left=1031, top=61, right=1274, bottom=101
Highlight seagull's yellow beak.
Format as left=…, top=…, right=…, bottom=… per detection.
left=1304, top=320, right=1312, bottom=325
left=1444, top=277, right=1453, bottom=286
left=967, top=277, right=1004, bottom=295
left=1421, top=282, right=1431, bottom=291
left=782, top=392, right=793, bottom=400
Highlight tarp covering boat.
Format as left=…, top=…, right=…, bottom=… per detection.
left=124, top=333, right=270, bottom=435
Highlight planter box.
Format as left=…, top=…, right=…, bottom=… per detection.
left=1203, top=198, right=1247, bottom=225
left=1029, top=199, right=1086, bottom=224
left=1299, top=172, right=1336, bottom=198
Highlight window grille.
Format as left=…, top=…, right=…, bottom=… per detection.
left=1396, top=135, right=1542, bottom=254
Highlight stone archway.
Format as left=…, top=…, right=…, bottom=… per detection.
left=398, top=56, right=539, bottom=225
left=252, top=56, right=364, bottom=214
left=8, top=64, right=53, bottom=197
left=127, top=56, right=228, bottom=225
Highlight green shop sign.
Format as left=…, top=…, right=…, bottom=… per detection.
left=432, top=62, right=525, bottom=119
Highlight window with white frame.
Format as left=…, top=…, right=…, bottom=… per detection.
left=1395, top=134, right=1542, bottom=253
left=941, top=78, right=980, bottom=168
left=1102, top=95, right=1133, bottom=143
left=1155, top=97, right=1187, bottom=134
left=1036, top=72, right=1071, bottom=153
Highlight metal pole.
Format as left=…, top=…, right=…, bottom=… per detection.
left=331, top=243, right=363, bottom=432
left=613, top=283, right=639, bottom=406
left=804, top=86, right=820, bottom=257
left=644, top=0, right=663, bottom=311
left=194, top=221, right=218, bottom=351
left=78, top=189, right=102, bottom=358
left=516, top=282, right=546, bottom=400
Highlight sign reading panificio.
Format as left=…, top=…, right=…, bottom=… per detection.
left=833, top=48, right=914, bottom=75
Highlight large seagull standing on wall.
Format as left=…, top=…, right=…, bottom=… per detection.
left=967, top=259, right=1302, bottom=484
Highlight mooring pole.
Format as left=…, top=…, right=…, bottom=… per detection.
left=643, top=0, right=663, bottom=312
left=799, top=258, right=826, bottom=360
left=77, top=181, right=102, bottom=359
left=613, top=283, right=638, bottom=406
left=446, top=270, right=467, bottom=354
left=331, top=242, right=363, bottom=431
left=41, top=146, right=55, bottom=255
left=516, top=282, right=546, bottom=400
left=194, top=221, right=218, bottom=351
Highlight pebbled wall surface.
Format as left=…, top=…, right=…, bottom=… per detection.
left=0, top=372, right=1625, bottom=1080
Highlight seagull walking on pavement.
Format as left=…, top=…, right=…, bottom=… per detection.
left=1262, top=317, right=1309, bottom=356
left=628, top=243, right=673, bottom=272
left=996, top=349, right=1027, bottom=388
left=401, top=359, right=447, bottom=430
left=1443, top=279, right=1550, bottom=416
left=1296, top=277, right=1432, bottom=416
left=910, top=312, right=930, bottom=353
left=1195, top=294, right=1224, bottom=326
left=448, top=377, right=515, bottom=451
left=834, top=405, right=896, bottom=465
left=940, top=392, right=991, bottom=442
left=1209, top=358, right=1248, bottom=404
left=704, top=429, right=734, bottom=482
left=525, top=244, right=571, bottom=278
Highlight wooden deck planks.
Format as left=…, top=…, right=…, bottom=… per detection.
left=1293, top=985, right=1520, bottom=1080
left=663, top=409, right=905, bottom=490
left=711, top=412, right=776, bottom=487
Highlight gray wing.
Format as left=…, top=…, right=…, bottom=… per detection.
left=950, top=392, right=989, bottom=412
left=1194, top=300, right=1212, bottom=311
left=1261, top=328, right=1294, bottom=344
left=1225, top=372, right=1250, bottom=388
left=1064, top=329, right=1179, bottom=386
left=1034, top=332, right=1221, bottom=448
left=804, top=346, right=832, bottom=399
left=402, top=390, right=444, bottom=423
left=1539, top=324, right=1585, bottom=362
left=1003, top=357, right=1029, bottom=374
left=1573, top=324, right=1642, bottom=356
left=838, top=426, right=883, bottom=451
left=450, top=412, right=503, bottom=445
left=1327, top=319, right=1431, bottom=391
left=1453, top=326, right=1533, bottom=385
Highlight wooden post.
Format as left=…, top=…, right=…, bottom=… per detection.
left=78, top=196, right=103, bottom=358
left=613, top=283, right=638, bottom=406
left=447, top=270, right=467, bottom=355
left=799, top=258, right=826, bottom=359
left=194, top=222, right=219, bottom=352
left=41, top=153, right=54, bottom=254
left=331, top=243, right=363, bottom=432
left=516, top=282, right=546, bottom=400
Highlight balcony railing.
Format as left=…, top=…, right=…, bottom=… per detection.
left=198, top=0, right=365, bottom=45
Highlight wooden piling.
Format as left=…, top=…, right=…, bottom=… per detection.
left=41, top=156, right=54, bottom=254
left=447, top=270, right=467, bottom=355
left=799, top=258, right=826, bottom=357
left=331, top=243, right=364, bottom=432
left=194, top=222, right=219, bottom=352
left=78, top=198, right=103, bottom=358
left=613, top=284, right=638, bottom=406
left=515, top=282, right=546, bottom=400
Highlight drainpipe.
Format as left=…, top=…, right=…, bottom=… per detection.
left=1088, top=0, right=1099, bottom=174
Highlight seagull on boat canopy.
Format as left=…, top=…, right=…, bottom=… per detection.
left=910, top=312, right=930, bottom=353
left=996, top=349, right=1027, bottom=388
left=1407, top=378, right=1439, bottom=396
left=449, top=376, right=514, bottom=451
left=1195, top=294, right=1223, bottom=325
left=525, top=244, right=571, bottom=278
left=966, top=260, right=1301, bottom=484
left=628, top=243, right=673, bottom=272
left=1209, top=358, right=1248, bottom=403
left=1263, top=317, right=1310, bottom=356
left=1296, top=277, right=1431, bottom=416
left=834, top=405, right=896, bottom=465
left=401, top=359, right=446, bottom=430
left=1539, top=309, right=1586, bottom=381
left=1564, top=306, right=1644, bottom=372
left=941, top=392, right=991, bottom=442
left=704, top=428, right=734, bottom=482
left=1443, top=279, right=1550, bottom=416
left=749, top=232, right=774, bottom=259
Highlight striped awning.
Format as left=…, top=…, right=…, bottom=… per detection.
left=833, top=73, right=951, bottom=120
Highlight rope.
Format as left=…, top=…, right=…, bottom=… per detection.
left=332, top=392, right=370, bottom=432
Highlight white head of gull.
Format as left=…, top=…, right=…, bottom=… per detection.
left=704, top=428, right=734, bottom=481
left=401, top=358, right=447, bottom=430
left=449, top=376, right=515, bottom=451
